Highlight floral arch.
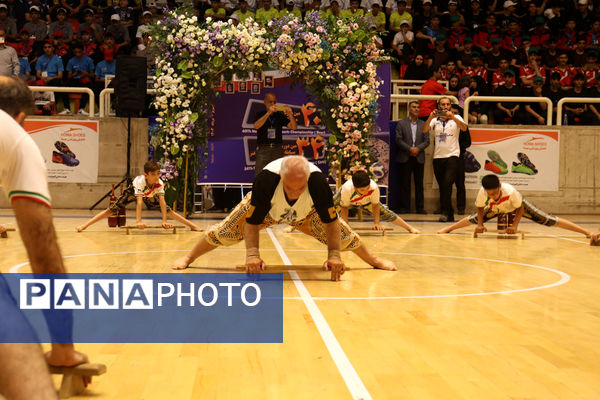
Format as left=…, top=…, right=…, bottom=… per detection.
left=150, top=8, right=387, bottom=213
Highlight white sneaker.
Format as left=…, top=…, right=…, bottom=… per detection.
left=58, top=109, right=72, bottom=115
left=78, top=109, right=89, bottom=116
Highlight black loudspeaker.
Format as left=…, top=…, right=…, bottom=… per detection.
left=115, top=55, right=147, bottom=116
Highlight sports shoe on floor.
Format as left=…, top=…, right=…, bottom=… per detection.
left=52, top=150, right=80, bottom=167
left=517, top=152, right=538, bottom=173
left=484, top=160, right=507, bottom=174
left=58, top=109, right=72, bottom=115
left=54, top=141, right=76, bottom=158
left=512, top=162, right=535, bottom=175
left=78, top=109, right=89, bottom=116
left=487, top=150, right=507, bottom=169
left=464, top=151, right=481, bottom=173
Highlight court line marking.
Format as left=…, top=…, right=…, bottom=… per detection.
left=266, top=228, right=372, bottom=400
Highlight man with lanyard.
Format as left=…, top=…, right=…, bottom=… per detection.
left=172, top=156, right=396, bottom=281
left=253, top=92, right=297, bottom=176
left=422, top=96, right=467, bottom=223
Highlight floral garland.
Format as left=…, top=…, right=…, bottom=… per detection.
left=150, top=9, right=386, bottom=210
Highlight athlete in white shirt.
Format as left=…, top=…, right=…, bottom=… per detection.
left=172, top=156, right=396, bottom=281
left=437, top=174, right=592, bottom=236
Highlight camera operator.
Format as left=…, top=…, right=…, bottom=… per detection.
left=422, top=96, right=468, bottom=223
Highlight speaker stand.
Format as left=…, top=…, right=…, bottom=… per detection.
left=90, top=115, right=133, bottom=210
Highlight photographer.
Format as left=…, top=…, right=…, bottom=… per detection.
left=422, top=96, right=467, bottom=223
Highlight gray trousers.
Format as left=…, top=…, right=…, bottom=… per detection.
left=255, top=144, right=285, bottom=176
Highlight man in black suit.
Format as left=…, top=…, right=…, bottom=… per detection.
left=395, top=101, right=430, bottom=214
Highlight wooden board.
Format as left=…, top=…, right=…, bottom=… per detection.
left=119, top=225, right=186, bottom=235
left=470, top=229, right=526, bottom=239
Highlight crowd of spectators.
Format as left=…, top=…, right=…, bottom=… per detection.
left=0, top=0, right=598, bottom=123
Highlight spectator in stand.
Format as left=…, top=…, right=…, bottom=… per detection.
left=0, top=28, right=19, bottom=77
left=223, top=0, right=241, bottom=14
left=280, top=1, right=302, bottom=18
left=546, top=1, right=566, bottom=34
left=404, top=54, right=429, bottom=80
left=469, top=75, right=490, bottom=123
left=519, top=47, right=545, bottom=88
left=27, top=0, right=51, bottom=23
left=391, top=19, right=414, bottom=64
left=574, top=0, right=593, bottom=34
left=136, top=11, right=154, bottom=48
left=0, top=4, right=17, bottom=42
left=442, top=0, right=465, bottom=29
left=474, top=13, right=500, bottom=54
left=485, top=36, right=505, bottom=73
left=97, top=33, right=119, bottom=63
left=521, top=1, right=541, bottom=32
left=18, top=55, right=35, bottom=84
left=450, top=102, right=471, bottom=214
left=465, top=0, right=486, bottom=33
left=325, top=0, right=343, bottom=19
left=113, top=0, right=136, bottom=28
left=52, top=31, right=71, bottom=63
left=497, top=0, right=519, bottom=32
left=524, top=76, right=548, bottom=124
left=415, top=13, right=442, bottom=54
left=60, top=0, right=85, bottom=18
left=234, top=0, right=255, bottom=24
left=550, top=51, right=576, bottom=90
left=417, top=65, right=452, bottom=121
left=563, top=73, right=595, bottom=125
left=35, top=40, right=70, bottom=113
left=448, top=15, right=469, bottom=52
left=586, top=19, right=600, bottom=49
left=65, top=42, right=94, bottom=115
left=587, top=79, right=600, bottom=124
left=10, top=28, right=34, bottom=59
left=429, top=33, right=451, bottom=69
left=581, top=50, right=598, bottom=87
left=79, top=29, right=98, bottom=61
left=542, top=36, right=559, bottom=68
left=462, top=51, right=488, bottom=83
left=457, top=75, right=475, bottom=121
left=529, top=16, right=550, bottom=49
left=412, top=0, right=433, bottom=32
left=492, top=57, right=510, bottom=90
left=365, top=2, right=386, bottom=33
left=543, top=72, right=564, bottom=121
left=571, top=36, right=588, bottom=68
left=78, top=9, right=103, bottom=44
left=512, top=34, right=532, bottom=67
left=106, top=14, right=130, bottom=50
left=205, top=0, right=227, bottom=21
left=255, top=0, right=279, bottom=25
left=493, top=69, right=523, bottom=124
left=23, top=6, right=48, bottom=43
left=447, top=73, right=460, bottom=97
left=48, top=7, right=74, bottom=44
left=502, top=20, right=522, bottom=57
left=94, top=48, right=115, bottom=101
left=440, top=60, right=457, bottom=81
left=389, top=0, right=411, bottom=33
left=456, top=36, right=475, bottom=70
left=558, top=17, right=578, bottom=52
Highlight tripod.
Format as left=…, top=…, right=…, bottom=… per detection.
left=89, top=116, right=133, bottom=210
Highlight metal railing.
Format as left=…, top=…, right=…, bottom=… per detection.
left=98, top=88, right=156, bottom=117
left=29, top=86, right=95, bottom=117
left=390, top=94, right=459, bottom=120
left=391, top=79, right=449, bottom=94
left=463, top=96, right=553, bottom=126
left=556, top=97, right=600, bottom=126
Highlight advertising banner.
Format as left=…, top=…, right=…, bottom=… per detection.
left=0, top=273, right=283, bottom=343
left=25, top=119, right=99, bottom=183
left=464, top=128, right=559, bottom=191
left=201, top=65, right=391, bottom=185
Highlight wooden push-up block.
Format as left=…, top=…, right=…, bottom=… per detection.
left=353, top=227, right=394, bottom=236
left=48, top=363, right=106, bottom=398
left=0, top=228, right=16, bottom=238
left=472, top=229, right=526, bottom=239
left=235, top=264, right=352, bottom=271
left=119, top=225, right=186, bottom=235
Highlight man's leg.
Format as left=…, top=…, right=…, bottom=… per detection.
left=76, top=208, right=112, bottom=232
left=0, top=343, right=58, bottom=400
left=398, top=160, right=412, bottom=212
left=436, top=217, right=473, bottom=233
left=556, top=218, right=592, bottom=236
left=413, top=158, right=425, bottom=212
left=455, top=154, right=466, bottom=213
left=522, top=199, right=591, bottom=236
left=166, top=210, right=202, bottom=231
left=172, top=236, right=219, bottom=269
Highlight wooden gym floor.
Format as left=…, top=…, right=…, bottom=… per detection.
left=1, top=209, right=599, bottom=400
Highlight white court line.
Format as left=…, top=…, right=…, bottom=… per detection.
left=266, top=228, right=372, bottom=400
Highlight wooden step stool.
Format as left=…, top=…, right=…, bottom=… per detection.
left=48, top=363, right=106, bottom=398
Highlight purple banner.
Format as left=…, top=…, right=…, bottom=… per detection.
left=199, top=64, right=391, bottom=184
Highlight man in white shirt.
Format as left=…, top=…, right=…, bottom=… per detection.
left=437, top=174, right=592, bottom=236
left=172, top=156, right=396, bottom=281
left=422, top=96, right=467, bottom=223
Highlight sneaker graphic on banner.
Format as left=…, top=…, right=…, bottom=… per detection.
left=511, top=162, right=535, bottom=175
left=54, top=141, right=76, bottom=158
left=487, top=150, right=507, bottom=169
left=484, top=159, right=507, bottom=175
left=517, top=152, right=538, bottom=174
left=464, top=151, right=481, bottom=172
left=52, top=150, right=80, bottom=167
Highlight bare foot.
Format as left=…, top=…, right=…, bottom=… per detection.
left=371, top=257, right=397, bottom=271
left=283, top=226, right=295, bottom=233
left=172, top=256, right=192, bottom=270
left=190, top=225, right=203, bottom=232
left=436, top=228, right=450, bottom=234
left=409, top=228, right=420, bottom=234
left=0, top=225, right=6, bottom=234
left=45, top=348, right=91, bottom=386
left=75, top=225, right=86, bottom=232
